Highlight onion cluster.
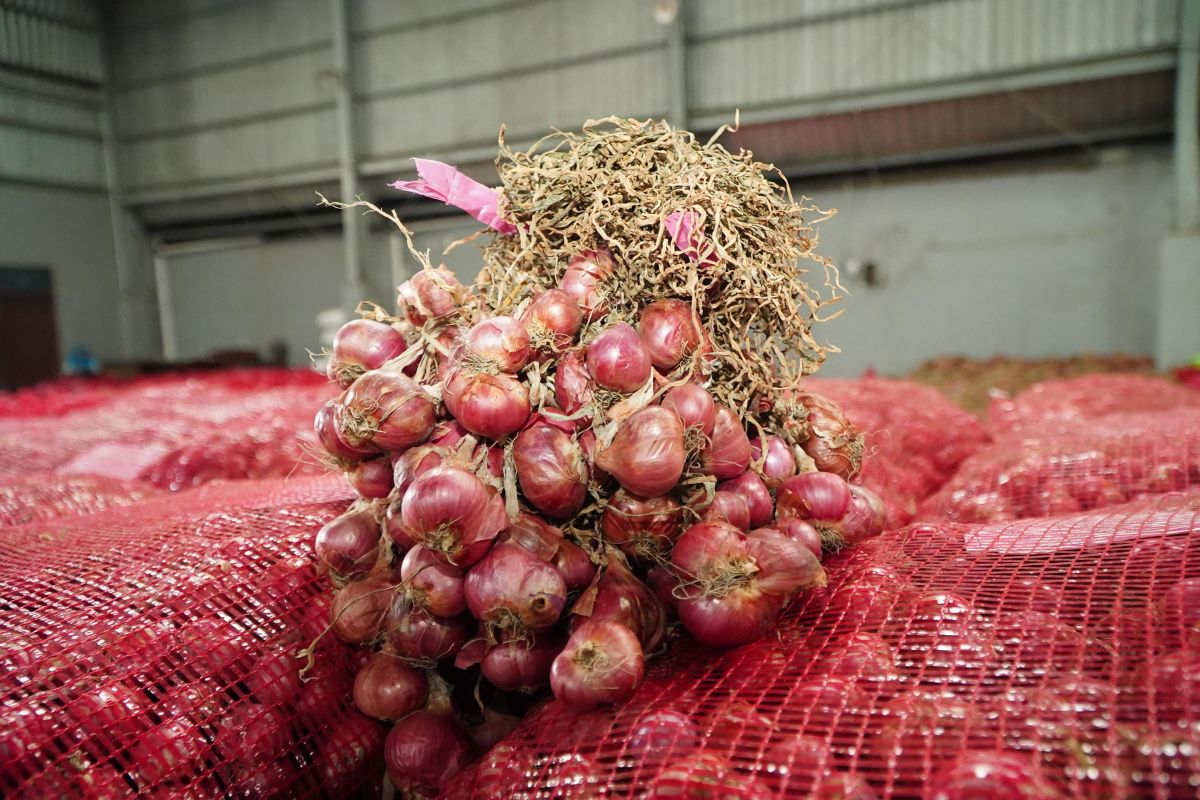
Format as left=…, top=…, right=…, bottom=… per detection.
left=307, top=257, right=877, bottom=794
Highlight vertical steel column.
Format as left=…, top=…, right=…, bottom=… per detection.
left=331, top=0, right=368, bottom=307
left=663, top=0, right=689, bottom=129
left=1176, top=0, right=1200, bottom=233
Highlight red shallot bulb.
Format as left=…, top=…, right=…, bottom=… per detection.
left=314, top=399, right=372, bottom=464
left=551, top=539, right=598, bottom=591
left=595, top=406, right=686, bottom=497
left=551, top=620, right=645, bottom=711
left=751, top=434, right=798, bottom=484
left=662, top=383, right=716, bottom=437
left=745, top=528, right=826, bottom=597
left=383, top=499, right=416, bottom=551
left=841, top=484, right=887, bottom=545
left=384, top=711, right=475, bottom=794
left=513, top=421, right=588, bottom=520
left=718, top=471, right=774, bottom=529
left=586, top=323, right=652, bottom=392
left=774, top=517, right=822, bottom=558
left=559, top=249, right=614, bottom=321
left=460, top=316, right=531, bottom=374
left=600, top=491, right=684, bottom=561
left=465, top=542, right=567, bottom=632
left=480, top=631, right=562, bottom=692
left=400, top=545, right=467, bottom=617
left=400, top=466, right=508, bottom=566
left=800, top=393, right=864, bottom=481
left=429, top=419, right=469, bottom=449
left=335, top=370, right=436, bottom=452
left=520, top=288, right=582, bottom=352
left=637, top=299, right=703, bottom=372
left=697, top=490, right=751, bottom=531
left=703, top=406, right=752, bottom=480
left=397, top=267, right=463, bottom=326
left=352, top=652, right=428, bottom=721
left=391, top=444, right=446, bottom=496
left=776, top=471, right=853, bottom=550
left=554, top=348, right=595, bottom=419
left=443, top=367, right=530, bottom=441
left=327, top=318, right=408, bottom=388
left=331, top=577, right=391, bottom=643
left=384, top=606, right=472, bottom=662
left=347, top=457, right=393, bottom=500
left=573, top=552, right=667, bottom=652
left=315, top=508, right=381, bottom=580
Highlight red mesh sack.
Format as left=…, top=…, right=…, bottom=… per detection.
left=0, top=375, right=334, bottom=489
left=0, top=473, right=162, bottom=527
left=919, top=409, right=1200, bottom=523
left=0, top=475, right=386, bottom=799
left=445, top=493, right=1200, bottom=799
left=988, top=374, right=1200, bottom=435
left=808, top=378, right=991, bottom=526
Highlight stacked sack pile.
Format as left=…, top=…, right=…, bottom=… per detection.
left=305, top=118, right=892, bottom=795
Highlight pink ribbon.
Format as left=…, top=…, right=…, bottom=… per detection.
left=664, top=211, right=718, bottom=267
left=390, top=158, right=516, bottom=234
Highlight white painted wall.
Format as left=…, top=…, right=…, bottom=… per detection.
left=809, top=143, right=1173, bottom=377
left=0, top=184, right=125, bottom=361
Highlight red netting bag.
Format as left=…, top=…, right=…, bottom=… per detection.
left=988, top=374, right=1200, bottom=435
left=443, top=493, right=1200, bottom=799
left=0, top=473, right=162, bottom=527
left=0, top=376, right=335, bottom=489
left=919, top=409, right=1200, bottom=524
left=0, top=475, right=387, bottom=799
left=807, top=378, right=991, bottom=527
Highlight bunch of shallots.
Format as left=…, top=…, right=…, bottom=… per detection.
left=308, top=255, right=882, bottom=796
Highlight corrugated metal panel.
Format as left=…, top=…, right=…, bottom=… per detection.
left=690, top=0, right=1179, bottom=119
left=690, top=0, right=917, bottom=37
left=0, top=122, right=104, bottom=186
left=0, top=1, right=102, bottom=83
left=352, top=0, right=522, bottom=32
left=0, top=80, right=97, bottom=133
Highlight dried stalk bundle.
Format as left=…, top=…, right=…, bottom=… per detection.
left=480, top=116, right=843, bottom=414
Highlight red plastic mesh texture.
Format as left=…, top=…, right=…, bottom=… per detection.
left=807, top=378, right=992, bottom=527
left=0, top=375, right=334, bottom=490
left=988, top=374, right=1200, bottom=436
left=919, top=409, right=1200, bottom=524
left=447, top=494, right=1200, bottom=799
left=0, top=473, right=162, bottom=527
left=0, top=475, right=387, bottom=799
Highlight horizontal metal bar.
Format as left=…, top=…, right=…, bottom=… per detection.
left=112, top=0, right=246, bottom=35
left=0, top=113, right=99, bottom=140
left=358, top=39, right=665, bottom=102
left=0, top=66, right=100, bottom=106
left=689, top=50, right=1178, bottom=129
left=0, top=1, right=96, bottom=33
left=0, top=172, right=106, bottom=193
left=114, top=40, right=331, bottom=91
left=351, top=0, right=554, bottom=41
left=123, top=162, right=341, bottom=206
left=688, top=0, right=948, bottom=44
left=119, top=100, right=336, bottom=144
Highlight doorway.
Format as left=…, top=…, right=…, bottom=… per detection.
left=0, top=267, right=59, bottom=390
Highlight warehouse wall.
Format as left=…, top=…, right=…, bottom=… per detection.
left=813, top=143, right=1172, bottom=377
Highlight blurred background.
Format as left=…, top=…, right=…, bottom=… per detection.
left=0, top=0, right=1197, bottom=392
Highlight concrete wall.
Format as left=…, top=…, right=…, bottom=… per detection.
left=0, top=183, right=125, bottom=361
left=810, top=143, right=1173, bottom=377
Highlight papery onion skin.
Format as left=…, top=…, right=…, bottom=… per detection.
left=698, top=490, right=751, bottom=531
left=596, top=406, right=686, bottom=498
left=745, top=529, right=827, bottom=596
left=328, top=318, right=408, bottom=388
left=800, top=393, right=864, bottom=481
left=776, top=472, right=853, bottom=548
left=400, top=545, right=466, bottom=617
left=461, top=316, right=531, bottom=374
left=842, top=484, right=888, bottom=545
left=513, top=422, right=588, bottom=520
left=314, top=399, right=372, bottom=464
left=352, top=652, right=428, bottom=721
left=551, top=538, right=598, bottom=591
left=397, top=267, right=463, bottom=327
left=586, top=323, right=652, bottom=392
left=347, top=457, right=393, bottom=500
left=637, top=299, right=703, bottom=372
left=391, top=444, right=446, bottom=497
left=774, top=517, right=823, bottom=558
left=703, top=406, right=752, bottom=480
left=719, top=471, right=774, bottom=528
left=554, top=349, right=595, bottom=420
left=383, top=604, right=472, bottom=662
left=400, top=466, right=508, bottom=567
left=331, top=577, right=391, bottom=644
left=600, top=491, right=684, bottom=561
left=751, top=434, right=798, bottom=484
left=480, top=632, right=562, bottom=692
left=521, top=289, right=582, bottom=352
left=551, top=620, right=645, bottom=711
left=335, top=370, right=437, bottom=453
left=384, top=710, right=475, bottom=793
left=573, top=554, right=668, bottom=652
left=560, top=250, right=614, bottom=321
left=315, top=508, right=381, bottom=580
left=661, top=383, right=716, bottom=436
left=465, top=542, right=568, bottom=632
left=443, top=368, right=530, bottom=441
